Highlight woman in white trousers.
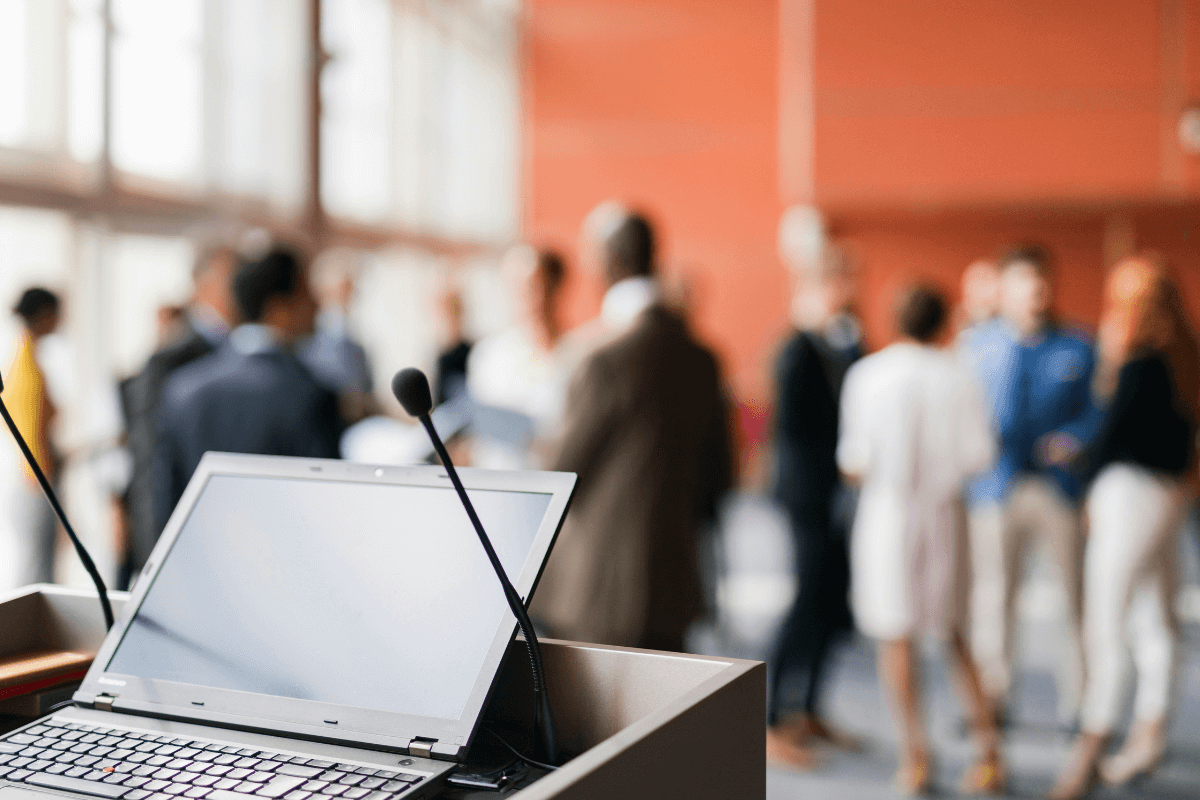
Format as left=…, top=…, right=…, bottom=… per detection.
left=1051, top=256, right=1199, bottom=800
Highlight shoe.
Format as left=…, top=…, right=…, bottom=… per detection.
left=893, top=750, right=934, bottom=796
left=774, top=712, right=865, bottom=752
left=1048, top=733, right=1106, bottom=800
left=766, top=726, right=821, bottom=771
left=959, top=753, right=1007, bottom=796
left=1099, top=718, right=1166, bottom=786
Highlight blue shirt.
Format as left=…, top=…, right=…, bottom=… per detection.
left=960, top=319, right=1103, bottom=505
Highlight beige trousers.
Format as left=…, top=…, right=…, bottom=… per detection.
left=968, top=476, right=1085, bottom=722
left=1080, top=465, right=1185, bottom=733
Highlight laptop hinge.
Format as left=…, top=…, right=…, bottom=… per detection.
left=93, top=694, right=117, bottom=712
left=407, top=739, right=434, bottom=759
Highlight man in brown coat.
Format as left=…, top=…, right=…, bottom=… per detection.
left=531, top=212, right=734, bottom=652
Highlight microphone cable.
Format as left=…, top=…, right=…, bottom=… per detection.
left=0, top=374, right=114, bottom=630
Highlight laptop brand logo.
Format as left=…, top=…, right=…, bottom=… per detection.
left=98, top=677, right=127, bottom=686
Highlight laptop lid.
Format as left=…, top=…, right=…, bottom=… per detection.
left=74, top=453, right=575, bottom=762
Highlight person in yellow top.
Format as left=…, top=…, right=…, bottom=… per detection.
left=3, top=288, right=61, bottom=585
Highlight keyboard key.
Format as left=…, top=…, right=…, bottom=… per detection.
left=72, top=742, right=97, bottom=754
left=116, top=762, right=140, bottom=773
left=352, top=769, right=376, bottom=777
left=102, top=772, right=129, bottom=784
left=341, top=790, right=369, bottom=799
left=0, top=755, right=12, bottom=765
left=213, top=779, right=239, bottom=791
left=178, top=750, right=201, bottom=760
left=145, top=780, right=170, bottom=792
left=185, top=763, right=208, bottom=773
left=79, top=756, right=102, bottom=767
left=208, top=791, right=261, bottom=800
left=137, top=743, right=161, bottom=753
left=356, top=779, right=383, bottom=790
left=8, top=735, right=37, bottom=745
left=125, top=777, right=151, bottom=788
left=195, top=753, right=219, bottom=763
left=65, top=767, right=90, bottom=778
left=336, top=775, right=363, bottom=787
left=206, top=766, right=233, bottom=777
left=319, top=786, right=345, bottom=796
left=93, top=747, right=116, bottom=757
left=26, top=772, right=130, bottom=798
left=363, top=792, right=389, bottom=800
left=11, top=758, right=32, bottom=769
left=61, top=732, right=87, bottom=742
left=18, top=747, right=44, bottom=758
left=306, top=762, right=333, bottom=770
left=236, top=751, right=258, bottom=758
left=228, top=770, right=251, bottom=780
left=8, top=769, right=32, bottom=782
left=232, top=782, right=258, bottom=793
left=0, top=743, right=23, bottom=755
left=149, top=756, right=173, bottom=767
left=156, top=747, right=181, bottom=757
left=275, top=766, right=322, bottom=779
left=127, top=792, right=152, bottom=800
left=214, top=755, right=239, bottom=766
left=257, top=776, right=305, bottom=798
left=130, top=753, right=153, bottom=764
left=299, top=782, right=325, bottom=792
left=83, top=734, right=105, bottom=744
left=246, top=772, right=273, bottom=784
left=46, top=764, right=71, bottom=775
left=112, top=749, right=136, bottom=760
left=164, top=785, right=189, bottom=795
left=380, top=782, right=408, bottom=792
left=29, top=759, right=55, bottom=771
left=167, top=759, right=192, bottom=770
left=153, top=769, right=180, bottom=780
left=284, top=793, right=311, bottom=800
left=193, top=776, right=219, bottom=787
left=185, top=789, right=210, bottom=799
left=267, top=755, right=289, bottom=763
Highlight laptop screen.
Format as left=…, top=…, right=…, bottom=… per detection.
left=104, top=474, right=552, bottom=722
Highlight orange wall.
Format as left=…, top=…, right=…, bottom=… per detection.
left=524, top=0, right=1200, bottom=412
left=809, top=0, right=1200, bottom=347
left=523, top=0, right=785, bottom=402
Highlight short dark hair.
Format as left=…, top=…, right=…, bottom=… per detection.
left=537, top=249, right=567, bottom=295
left=897, top=285, right=948, bottom=343
left=13, top=288, right=60, bottom=324
left=234, top=247, right=303, bottom=322
left=604, top=213, right=655, bottom=284
left=999, top=243, right=1051, bottom=275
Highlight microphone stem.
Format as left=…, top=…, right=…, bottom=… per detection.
left=0, top=396, right=114, bottom=630
left=419, top=416, right=558, bottom=765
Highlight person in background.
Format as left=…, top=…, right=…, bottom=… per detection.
left=1050, top=256, right=1199, bottom=800
left=956, top=258, right=1001, bottom=339
left=119, top=246, right=238, bottom=588
left=839, top=286, right=1003, bottom=795
left=434, top=290, right=472, bottom=406
left=531, top=211, right=733, bottom=654
left=153, top=247, right=339, bottom=531
left=960, top=244, right=1101, bottom=729
left=300, top=250, right=375, bottom=425
left=766, top=238, right=864, bottom=768
left=2, top=288, right=62, bottom=586
left=467, top=245, right=573, bottom=469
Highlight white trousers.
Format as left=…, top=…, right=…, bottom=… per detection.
left=1080, top=464, right=1185, bottom=734
left=968, top=476, right=1085, bottom=720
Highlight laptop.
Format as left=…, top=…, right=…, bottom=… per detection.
left=0, top=452, right=576, bottom=800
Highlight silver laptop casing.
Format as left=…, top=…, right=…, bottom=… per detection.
left=69, top=453, right=574, bottom=765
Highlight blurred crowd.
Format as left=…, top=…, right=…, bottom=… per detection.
left=2, top=202, right=1199, bottom=800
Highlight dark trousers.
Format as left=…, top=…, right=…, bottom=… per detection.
left=767, top=502, right=852, bottom=725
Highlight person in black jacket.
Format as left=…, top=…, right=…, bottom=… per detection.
left=151, top=247, right=341, bottom=538
left=118, top=245, right=238, bottom=588
left=766, top=236, right=864, bottom=768
left=1051, top=256, right=1199, bottom=800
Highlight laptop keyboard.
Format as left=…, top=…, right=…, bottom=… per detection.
left=0, top=720, right=427, bottom=800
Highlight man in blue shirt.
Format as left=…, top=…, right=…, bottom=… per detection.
left=960, top=245, right=1103, bottom=728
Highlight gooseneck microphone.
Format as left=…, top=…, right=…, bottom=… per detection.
left=392, top=368, right=558, bottom=766
left=0, top=372, right=114, bottom=630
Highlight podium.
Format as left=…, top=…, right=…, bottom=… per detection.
left=0, top=585, right=766, bottom=799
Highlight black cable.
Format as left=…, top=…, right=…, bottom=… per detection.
left=0, top=393, right=114, bottom=630
left=46, top=700, right=76, bottom=714
left=483, top=728, right=559, bottom=773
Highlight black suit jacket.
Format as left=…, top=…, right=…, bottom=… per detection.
left=151, top=339, right=341, bottom=537
left=121, top=321, right=217, bottom=572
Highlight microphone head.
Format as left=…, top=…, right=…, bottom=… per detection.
left=392, top=368, right=433, bottom=418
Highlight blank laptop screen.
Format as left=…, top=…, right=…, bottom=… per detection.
left=105, top=475, right=552, bottom=721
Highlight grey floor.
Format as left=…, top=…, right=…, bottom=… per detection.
left=693, top=494, right=1200, bottom=800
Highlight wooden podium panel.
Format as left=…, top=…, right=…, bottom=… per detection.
left=0, top=586, right=765, bottom=799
